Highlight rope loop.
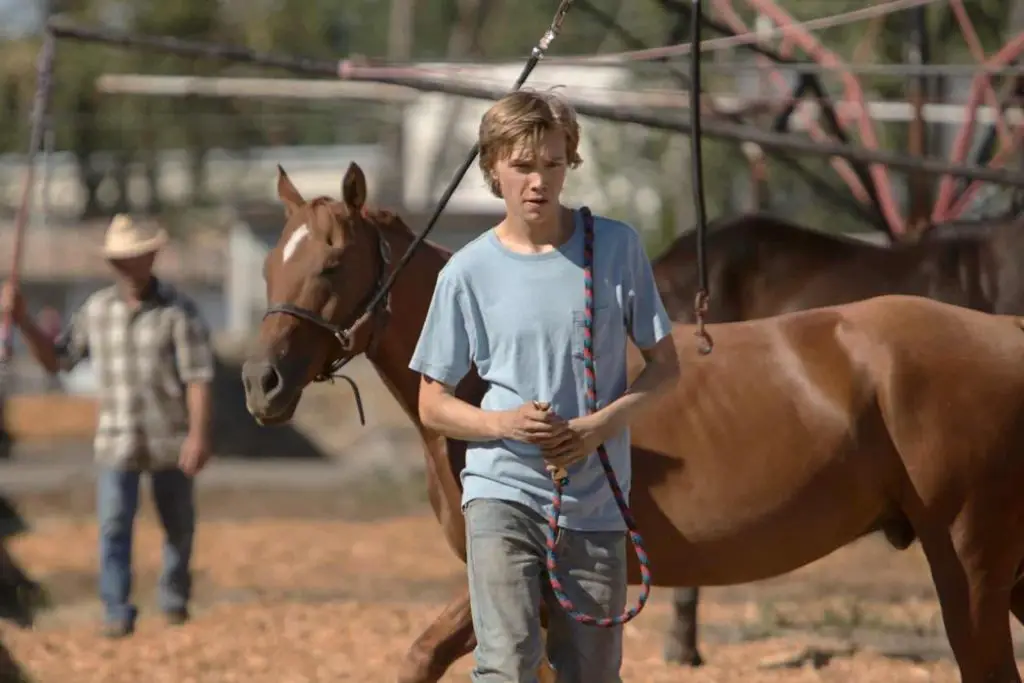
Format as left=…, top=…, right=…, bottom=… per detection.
left=544, top=207, right=652, bottom=627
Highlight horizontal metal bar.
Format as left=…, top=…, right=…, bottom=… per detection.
left=95, top=73, right=1024, bottom=125
left=693, top=94, right=1024, bottom=124
left=49, top=19, right=1024, bottom=187
left=696, top=60, right=1024, bottom=78
left=94, top=74, right=419, bottom=102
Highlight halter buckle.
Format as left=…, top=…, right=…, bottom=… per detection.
left=335, top=329, right=352, bottom=350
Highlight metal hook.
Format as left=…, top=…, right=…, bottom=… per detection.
left=693, top=289, right=713, bottom=355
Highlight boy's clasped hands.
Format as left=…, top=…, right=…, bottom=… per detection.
left=497, top=400, right=605, bottom=477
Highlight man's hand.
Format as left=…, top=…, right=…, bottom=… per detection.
left=178, top=431, right=210, bottom=477
left=540, top=413, right=606, bottom=474
left=496, top=401, right=570, bottom=445
left=0, top=282, right=26, bottom=325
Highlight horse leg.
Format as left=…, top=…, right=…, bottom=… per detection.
left=397, top=584, right=555, bottom=683
left=1012, top=582, right=1024, bottom=636
left=398, top=587, right=475, bottom=683
left=537, top=626, right=556, bottom=683
left=919, top=515, right=1020, bottom=683
left=663, top=587, right=704, bottom=666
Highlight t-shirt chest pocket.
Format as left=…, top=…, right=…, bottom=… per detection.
left=572, top=302, right=618, bottom=361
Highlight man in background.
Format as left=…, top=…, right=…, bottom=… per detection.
left=0, top=214, right=215, bottom=638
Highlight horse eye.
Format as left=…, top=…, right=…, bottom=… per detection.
left=319, top=263, right=341, bottom=277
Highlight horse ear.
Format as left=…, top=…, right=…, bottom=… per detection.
left=342, top=162, right=367, bottom=212
left=277, top=164, right=304, bottom=216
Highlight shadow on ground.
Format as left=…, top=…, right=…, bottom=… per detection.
left=208, top=354, right=327, bottom=460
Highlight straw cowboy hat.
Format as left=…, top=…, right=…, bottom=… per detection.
left=101, top=214, right=168, bottom=259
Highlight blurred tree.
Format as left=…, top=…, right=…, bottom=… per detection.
left=46, top=0, right=123, bottom=217
left=130, top=0, right=242, bottom=209
left=428, top=0, right=503, bottom=198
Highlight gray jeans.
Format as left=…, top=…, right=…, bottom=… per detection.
left=464, top=498, right=627, bottom=683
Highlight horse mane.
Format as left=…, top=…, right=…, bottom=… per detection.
left=363, top=205, right=415, bottom=238
left=306, top=194, right=454, bottom=260
left=362, top=203, right=456, bottom=260
left=924, top=217, right=1018, bottom=243
left=303, top=196, right=413, bottom=239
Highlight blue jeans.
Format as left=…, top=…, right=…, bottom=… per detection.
left=97, top=467, right=195, bottom=626
left=464, top=498, right=627, bottom=683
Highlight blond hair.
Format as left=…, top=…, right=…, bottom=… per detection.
left=478, top=89, right=583, bottom=197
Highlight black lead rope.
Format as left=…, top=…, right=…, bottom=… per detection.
left=690, top=0, right=713, bottom=354
left=358, top=0, right=576, bottom=318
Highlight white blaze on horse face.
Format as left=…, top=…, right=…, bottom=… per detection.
left=282, top=223, right=309, bottom=263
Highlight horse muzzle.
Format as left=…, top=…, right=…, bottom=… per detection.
left=241, top=357, right=302, bottom=424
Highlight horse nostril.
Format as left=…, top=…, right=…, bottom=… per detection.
left=260, top=365, right=282, bottom=396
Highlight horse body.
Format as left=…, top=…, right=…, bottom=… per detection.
left=629, top=316, right=896, bottom=586
left=650, top=212, right=1024, bottom=665
left=631, top=298, right=1023, bottom=583
left=242, top=165, right=1024, bottom=683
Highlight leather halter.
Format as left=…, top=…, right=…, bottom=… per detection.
left=261, top=216, right=392, bottom=422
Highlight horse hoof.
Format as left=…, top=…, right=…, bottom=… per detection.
left=663, top=644, right=705, bottom=667
left=395, top=650, right=434, bottom=683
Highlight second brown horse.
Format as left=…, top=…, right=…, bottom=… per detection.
left=654, top=211, right=1024, bottom=665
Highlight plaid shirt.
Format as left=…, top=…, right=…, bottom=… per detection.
left=55, top=278, right=215, bottom=470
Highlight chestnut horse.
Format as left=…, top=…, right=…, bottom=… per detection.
left=654, top=212, right=1024, bottom=665
left=241, top=164, right=1024, bottom=683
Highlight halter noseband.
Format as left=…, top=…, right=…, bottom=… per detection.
left=260, top=218, right=392, bottom=424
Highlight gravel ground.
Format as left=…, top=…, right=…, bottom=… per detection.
left=2, top=506, right=1022, bottom=682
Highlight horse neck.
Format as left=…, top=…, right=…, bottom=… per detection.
left=364, top=225, right=451, bottom=428
left=882, top=236, right=996, bottom=310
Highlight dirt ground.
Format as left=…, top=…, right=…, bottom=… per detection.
left=2, top=477, right=1022, bottom=683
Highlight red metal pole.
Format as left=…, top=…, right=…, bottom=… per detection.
left=714, top=0, right=871, bottom=204
left=947, top=125, right=1024, bottom=218
left=949, top=0, right=1013, bottom=147
left=932, top=31, right=1024, bottom=221
left=0, top=33, right=56, bottom=371
left=743, top=0, right=905, bottom=235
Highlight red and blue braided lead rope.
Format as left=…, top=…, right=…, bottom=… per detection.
left=543, top=206, right=652, bottom=627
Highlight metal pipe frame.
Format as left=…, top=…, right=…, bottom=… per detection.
left=45, top=19, right=1024, bottom=188
left=934, top=22, right=1024, bottom=220
left=712, top=0, right=883, bottom=229
left=579, top=0, right=886, bottom=229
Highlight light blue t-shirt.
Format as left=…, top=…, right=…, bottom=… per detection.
left=408, top=209, right=672, bottom=531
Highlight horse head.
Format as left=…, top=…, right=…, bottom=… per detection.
left=241, top=162, right=393, bottom=425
